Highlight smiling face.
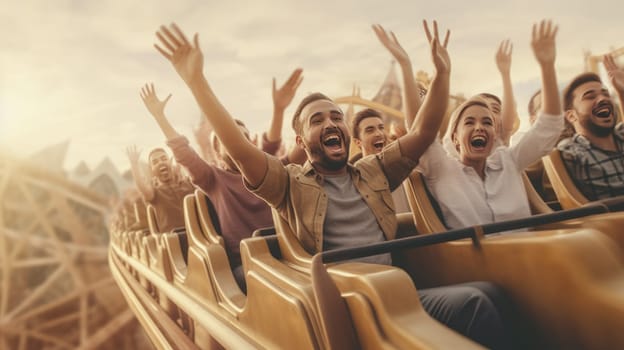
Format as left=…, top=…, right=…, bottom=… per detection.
left=296, top=99, right=350, bottom=174
left=452, top=104, right=497, bottom=165
left=567, top=81, right=616, bottom=138
left=354, top=116, right=387, bottom=157
left=149, top=149, right=173, bottom=184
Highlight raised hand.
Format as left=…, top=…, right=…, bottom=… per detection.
left=603, top=54, right=624, bottom=92
left=126, top=145, right=141, bottom=165
left=273, top=68, right=303, bottom=112
left=155, top=23, right=204, bottom=86
left=531, top=20, right=558, bottom=66
left=372, top=24, right=410, bottom=65
left=423, top=20, right=451, bottom=75
left=140, top=83, right=171, bottom=119
left=496, top=39, right=513, bottom=75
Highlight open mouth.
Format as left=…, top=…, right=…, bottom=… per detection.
left=470, top=135, right=488, bottom=150
left=322, top=132, right=344, bottom=154
left=593, top=103, right=613, bottom=119
left=158, top=166, right=169, bottom=176
left=373, top=140, right=385, bottom=151
left=323, top=134, right=341, bottom=146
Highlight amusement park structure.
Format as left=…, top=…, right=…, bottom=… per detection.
left=0, top=152, right=151, bottom=349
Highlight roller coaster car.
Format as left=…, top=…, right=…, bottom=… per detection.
left=114, top=189, right=482, bottom=348
left=271, top=205, right=487, bottom=348
left=542, top=149, right=589, bottom=209
left=396, top=169, right=624, bottom=349
left=170, top=191, right=326, bottom=348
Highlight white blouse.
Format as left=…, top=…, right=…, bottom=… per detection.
left=417, top=113, right=563, bottom=229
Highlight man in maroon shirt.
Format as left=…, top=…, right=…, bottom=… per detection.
left=138, top=69, right=303, bottom=291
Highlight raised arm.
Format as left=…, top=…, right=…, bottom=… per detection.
left=495, top=39, right=520, bottom=145
left=372, top=24, right=422, bottom=129
left=126, top=145, right=155, bottom=201
left=267, top=68, right=303, bottom=142
left=154, top=24, right=267, bottom=187
left=398, top=20, right=451, bottom=162
left=140, top=83, right=181, bottom=140
left=603, top=54, right=624, bottom=105
left=531, top=20, right=560, bottom=117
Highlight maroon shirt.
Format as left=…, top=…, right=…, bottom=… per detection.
left=167, top=134, right=280, bottom=267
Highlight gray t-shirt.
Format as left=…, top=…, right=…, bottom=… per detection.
left=321, top=174, right=392, bottom=265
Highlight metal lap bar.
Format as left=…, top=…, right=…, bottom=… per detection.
left=320, top=196, right=624, bottom=264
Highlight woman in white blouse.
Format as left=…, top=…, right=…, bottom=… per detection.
left=416, top=20, right=563, bottom=229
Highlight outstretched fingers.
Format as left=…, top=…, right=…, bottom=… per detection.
left=423, top=20, right=449, bottom=47
left=603, top=54, right=618, bottom=72
left=423, top=20, right=432, bottom=43
left=533, top=19, right=558, bottom=41
left=140, top=84, right=149, bottom=100
left=500, top=39, right=512, bottom=55
left=154, top=23, right=196, bottom=60
left=442, top=29, right=450, bottom=48
left=285, top=68, right=304, bottom=88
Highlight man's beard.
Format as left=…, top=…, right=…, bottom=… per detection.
left=308, top=141, right=350, bottom=171
left=578, top=112, right=615, bottom=138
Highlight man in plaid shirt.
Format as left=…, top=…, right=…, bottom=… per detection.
left=558, top=55, right=624, bottom=200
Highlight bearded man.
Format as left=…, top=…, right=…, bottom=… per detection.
left=559, top=55, right=624, bottom=200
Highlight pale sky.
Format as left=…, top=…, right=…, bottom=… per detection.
left=1, top=0, right=623, bottom=172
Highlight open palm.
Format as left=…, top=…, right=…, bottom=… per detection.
left=140, top=83, right=171, bottom=117
left=496, top=40, right=512, bottom=75
left=531, top=20, right=557, bottom=65
left=273, top=68, right=303, bottom=111
left=372, top=24, right=410, bottom=65
left=155, top=24, right=204, bottom=86
left=604, top=54, right=624, bottom=91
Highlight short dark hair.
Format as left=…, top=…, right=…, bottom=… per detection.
left=562, top=72, right=602, bottom=111
left=291, top=92, right=332, bottom=135
left=148, top=147, right=168, bottom=161
left=352, top=108, right=383, bottom=139
left=477, top=92, right=502, bottom=105
left=527, top=90, right=541, bottom=116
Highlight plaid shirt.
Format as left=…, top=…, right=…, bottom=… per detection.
left=558, top=122, right=624, bottom=200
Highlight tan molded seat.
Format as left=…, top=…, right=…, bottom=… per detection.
left=403, top=171, right=447, bottom=234
left=398, top=228, right=624, bottom=349
left=324, top=262, right=482, bottom=349
left=271, top=208, right=314, bottom=272
left=133, top=199, right=149, bottom=230
left=542, top=149, right=589, bottom=209
left=147, top=204, right=161, bottom=235
left=522, top=172, right=554, bottom=215
left=194, top=190, right=224, bottom=246
left=182, top=193, right=245, bottom=312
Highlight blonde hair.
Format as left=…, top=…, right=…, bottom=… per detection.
left=442, top=96, right=494, bottom=157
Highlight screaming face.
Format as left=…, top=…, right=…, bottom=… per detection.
left=149, top=150, right=173, bottom=184
left=297, top=99, right=351, bottom=174
left=355, top=116, right=387, bottom=157
left=453, top=105, right=497, bottom=164
left=570, top=81, right=616, bottom=138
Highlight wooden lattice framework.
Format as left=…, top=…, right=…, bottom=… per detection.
left=0, top=152, right=151, bottom=350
